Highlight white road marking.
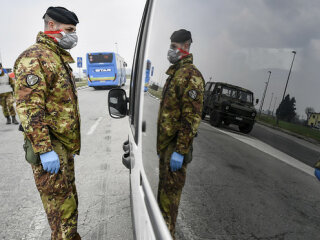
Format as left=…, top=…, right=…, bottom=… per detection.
left=147, top=91, right=160, bottom=101
left=203, top=122, right=314, bottom=176
left=87, top=117, right=103, bottom=135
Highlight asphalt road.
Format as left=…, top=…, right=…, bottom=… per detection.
left=3, top=87, right=320, bottom=240
left=0, top=86, right=133, bottom=240
left=142, top=93, right=320, bottom=240
left=212, top=120, right=320, bottom=168
left=250, top=123, right=320, bottom=167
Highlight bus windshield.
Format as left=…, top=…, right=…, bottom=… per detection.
left=88, top=53, right=113, bottom=63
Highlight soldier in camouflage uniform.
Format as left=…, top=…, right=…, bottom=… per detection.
left=157, top=29, right=205, bottom=239
left=14, top=7, right=81, bottom=240
left=0, top=64, right=19, bottom=124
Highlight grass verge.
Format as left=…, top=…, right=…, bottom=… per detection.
left=148, top=87, right=163, bottom=100
left=257, top=114, right=320, bottom=143
left=75, top=79, right=88, bottom=88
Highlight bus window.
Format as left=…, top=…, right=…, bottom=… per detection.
left=146, top=60, right=151, bottom=70
left=89, top=53, right=113, bottom=63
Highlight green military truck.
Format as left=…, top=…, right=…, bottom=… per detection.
left=202, top=82, right=259, bottom=134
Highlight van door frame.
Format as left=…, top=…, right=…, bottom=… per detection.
left=126, top=0, right=172, bottom=239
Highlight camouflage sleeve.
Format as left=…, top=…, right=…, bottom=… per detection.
left=14, top=56, right=53, bottom=154
left=175, top=74, right=204, bottom=155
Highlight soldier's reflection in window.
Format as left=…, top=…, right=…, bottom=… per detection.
left=156, top=29, right=205, bottom=239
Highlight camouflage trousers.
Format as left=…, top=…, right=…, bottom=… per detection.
left=157, top=141, right=189, bottom=239
left=31, top=139, right=79, bottom=240
left=0, top=92, right=16, bottom=117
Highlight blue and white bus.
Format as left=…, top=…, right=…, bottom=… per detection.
left=144, top=60, right=151, bottom=92
left=86, top=52, right=127, bottom=88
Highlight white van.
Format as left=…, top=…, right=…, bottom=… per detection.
left=107, top=0, right=320, bottom=239
left=107, top=0, right=171, bottom=239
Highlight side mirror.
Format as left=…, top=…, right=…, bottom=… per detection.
left=256, top=99, right=259, bottom=104
left=216, top=88, right=221, bottom=94
left=108, top=89, right=128, bottom=118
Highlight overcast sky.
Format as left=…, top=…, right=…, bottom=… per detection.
left=1, top=0, right=320, bottom=117
left=0, top=0, right=145, bottom=70
left=145, top=0, right=320, bottom=118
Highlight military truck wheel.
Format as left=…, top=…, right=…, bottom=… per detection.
left=223, top=120, right=230, bottom=126
left=210, top=111, right=221, bottom=127
left=201, top=110, right=207, bottom=119
left=239, top=123, right=254, bottom=134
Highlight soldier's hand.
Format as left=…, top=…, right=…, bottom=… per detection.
left=170, top=152, right=184, bottom=172
left=315, top=168, right=320, bottom=181
left=40, top=151, right=60, bottom=174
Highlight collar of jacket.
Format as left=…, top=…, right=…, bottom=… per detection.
left=36, top=31, right=75, bottom=64
left=166, top=54, right=193, bottom=76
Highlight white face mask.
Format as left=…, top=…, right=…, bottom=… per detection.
left=167, top=48, right=181, bottom=64
left=44, top=29, right=78, bottom=49
left=56, top=31, right=78, bottom=50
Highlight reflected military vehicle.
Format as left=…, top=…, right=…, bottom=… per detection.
left=202, top=82, right=259, bottom=134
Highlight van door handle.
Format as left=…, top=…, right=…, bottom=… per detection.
left=122, top=139, right=133, bottom=169
left=122, top=151, right=131, bottom=169
left=123, top=139, right=129, bottom=152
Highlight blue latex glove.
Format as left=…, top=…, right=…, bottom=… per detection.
left=315, top=168, right=320, bottom=181
left=170, top=152, right=184, bottom=172
left=40, top=151, right=60, bottom=174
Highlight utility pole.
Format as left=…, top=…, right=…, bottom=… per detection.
left=277, top=50, right=296, bottom=125
left=267, top=92, right=274, bottom=115
left=282, top=51, right=297, bottom=101
left=258, top=71, right=271, bottom=116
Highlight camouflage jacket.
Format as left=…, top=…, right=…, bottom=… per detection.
left=14, top=32, right=81, bottom=154
left=157, top=54, right=205, bottom=155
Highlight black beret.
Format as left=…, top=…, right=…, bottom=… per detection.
left=43, top=7, right=79, bottom=26
left=170, top=29, right=192, bottom=43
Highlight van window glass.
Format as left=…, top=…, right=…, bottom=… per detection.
left=129, top=0, right=150, bottom=142
left=141, top=1, right=320, bottom=238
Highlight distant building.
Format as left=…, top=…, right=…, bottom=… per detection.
left=307, top=112, right=320, bottom=128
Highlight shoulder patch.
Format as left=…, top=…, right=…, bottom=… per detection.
left=188, top=89, right=198, bottom=100
left=26, top=75, right=39, bottom=86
